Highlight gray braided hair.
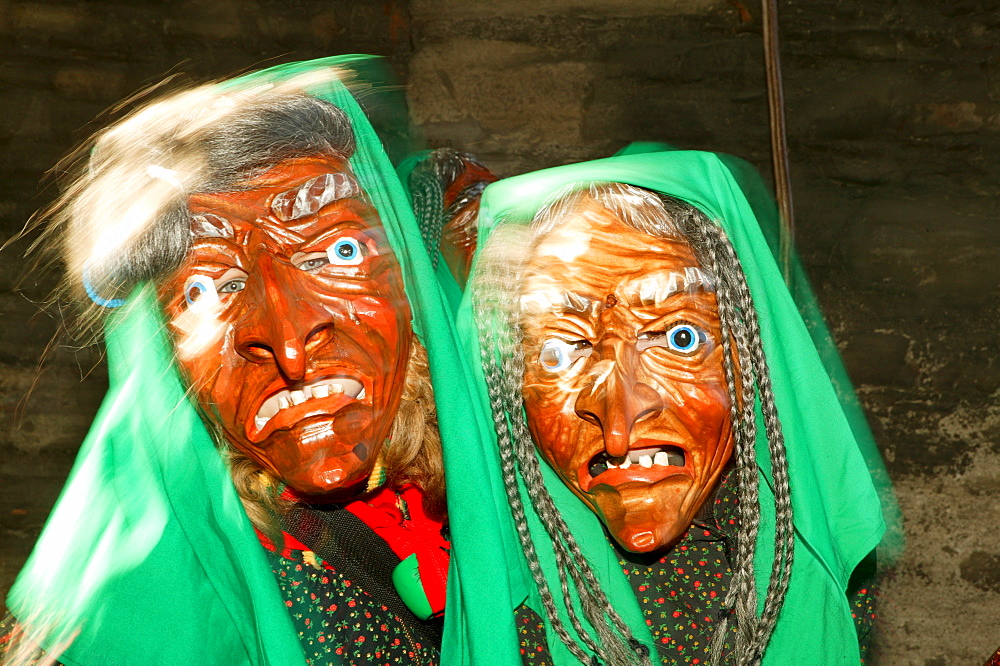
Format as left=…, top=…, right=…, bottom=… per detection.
left=408, top=155, right=447, bottom=270
left=472, top=182, right=794, bottom=666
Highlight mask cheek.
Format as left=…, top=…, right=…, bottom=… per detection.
left=526, top=403, right=582, bottom=482
left=171, top=302, right=230, bottom=362
left=350, top=295, right=405, bottom=350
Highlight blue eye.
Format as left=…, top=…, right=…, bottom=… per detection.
left=327, top=237, right=364, bottom=266
left=638, top=323, right=706, bottom=355
left=666, top=324, right=701, bottom=354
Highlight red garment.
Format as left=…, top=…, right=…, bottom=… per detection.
left=346, top=484, right=449, bottom=616
left=259, top=483, right=450, bottom=616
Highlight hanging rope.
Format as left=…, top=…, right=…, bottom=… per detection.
left=761, top=0, right=795, bottom=286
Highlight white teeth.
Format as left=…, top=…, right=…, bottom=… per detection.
left=253, top=376, right=366, bottom=433
left=602, top=448, right=685, bottom=472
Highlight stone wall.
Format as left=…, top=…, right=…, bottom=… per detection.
left=2, top=0, right=998, bottom=663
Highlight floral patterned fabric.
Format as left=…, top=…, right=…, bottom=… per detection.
left=619, top=472, right=739, bottom=665
left=260, top=484, right=446, bottom=666
left=3, top=555, right=441, bottom=666
left=264, top=543, right=439, bottom=666
left=515, top=468, right=876, bottom=665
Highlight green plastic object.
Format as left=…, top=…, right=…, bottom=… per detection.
left=392, top=553, right=435, bottom=621
left=447, top=150, right=886, bottom=664
left=6, top=56, right=509, bottom=665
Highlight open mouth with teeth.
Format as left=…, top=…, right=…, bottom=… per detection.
left=249, top=375, right=367, bottom=441
left=582, top=445, right=688, bottom=491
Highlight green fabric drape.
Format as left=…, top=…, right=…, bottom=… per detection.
left=615, top=142, right=901, bottom=563
left=450, top=150, right=886, bottom=664
left=6, top=56, right=514, bottom=665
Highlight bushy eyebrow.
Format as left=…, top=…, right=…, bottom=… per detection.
left=270, top=172, right=362, bottom=221
left=520, top=288, right=595, bottom=317
left=190, top=213, right=234, bottom=239
left=619, top=267, right=714, bottom=307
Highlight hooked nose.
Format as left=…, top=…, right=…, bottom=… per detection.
left=574, top=350, right=663, bottom=458
left=234, top=257, right=335, bottom=382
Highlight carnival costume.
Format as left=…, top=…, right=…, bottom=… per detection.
left=3, top=57, right=492, bottom=666
left=448, top=151, right=885, bottom=665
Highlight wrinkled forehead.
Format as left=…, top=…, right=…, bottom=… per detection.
left=518, top=203, right=712, bottom=318
left=187, top=155, right=368, bottom=240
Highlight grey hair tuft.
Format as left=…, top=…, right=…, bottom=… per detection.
left=28, top=70, right=356, bottom=344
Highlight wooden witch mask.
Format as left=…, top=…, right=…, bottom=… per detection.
left=158, top=153, right=413, bottom=496
left=517, top=185, right=734, bottom=553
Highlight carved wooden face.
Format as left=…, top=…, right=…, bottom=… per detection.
left=519, top=199, right=734, bottom=553
left=158, top=154, right=412, bottom=496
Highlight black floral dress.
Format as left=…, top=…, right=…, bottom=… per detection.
left=516, top=470, right=876, bottom=664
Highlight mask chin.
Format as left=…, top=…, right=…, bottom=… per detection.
left=613, top=521, right=685, bottom=554
left=599, top=493, right=695, bottom=554
left=283, top=460, right=372, bottom=497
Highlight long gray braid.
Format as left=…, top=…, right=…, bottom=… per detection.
left=475, top=225, right=650, bottom=666
left=476, top=265, right=596, bottom=664
left=472, top=183, right=793, bottom=666
left=408, top=147, right=493, bottom=272
left=408, top=156, right=447, bottom=270
left=665, top=197, right=794, bottom=665
left=689, top=220, right=795, bottom=664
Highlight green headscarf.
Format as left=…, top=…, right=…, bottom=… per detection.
left=450, top=150, right=885, bottom=664
left=615, top=143, right=901, bottom=562
left=5, top=56, right=507, bottom=665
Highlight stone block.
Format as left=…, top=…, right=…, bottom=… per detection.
left=914, top=101, right=988, bottom=135
left=408, top=39, right=592, bottom=162
left=412, top=0, right=722, bottom=21
left=54, top=66, right=128, bottom=103
left=844, top=195, right=1000, bottom=308
left=839, top=329, right=919, bottom=390
left=960, top=550, right=1000, bottom=593
left=878, top=453, right=1000, bottom=663
left=10, top=1, right=88, bottom=35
